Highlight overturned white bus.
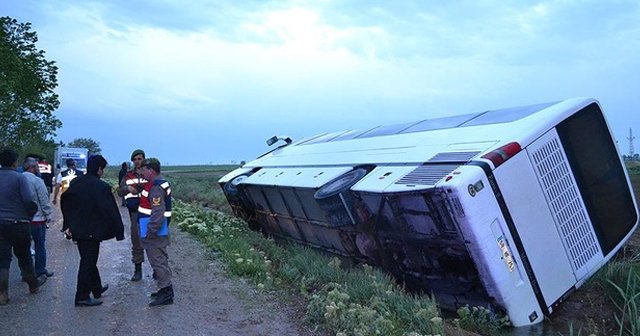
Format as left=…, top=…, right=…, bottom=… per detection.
left=218, top=97, right=638, bottom=326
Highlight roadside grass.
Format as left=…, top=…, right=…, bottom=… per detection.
left=172, top=200, right=459, bottom=336
left=163, top=173, right=231, bottom=212
left=589, top=248, right=640, bottom=336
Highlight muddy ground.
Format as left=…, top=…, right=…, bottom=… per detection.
left=0, top=202, right=317, bottom=336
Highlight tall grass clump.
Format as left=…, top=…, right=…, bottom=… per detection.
left=173, top=200, right=453, bottom=336
left=608, top=272, right=640, bottom=336
left=590, top=248, right=640, bottom=335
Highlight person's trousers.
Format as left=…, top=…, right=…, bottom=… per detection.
left=129, top=211, right=144, bottom=264
left=146, top=246, right=172, bottom=289
left=75, top=239, right=102, bottom=301
left=0, top=221, right=36, bottom=278
left=30, top=223, right=47, bottom=276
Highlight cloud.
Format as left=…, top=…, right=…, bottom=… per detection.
left=5, top=0, right=640, bottom=162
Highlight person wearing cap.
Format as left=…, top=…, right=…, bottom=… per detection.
left=0, top=149, right=46, bottom=305
left=138, top=157, right=174, bottom=306
left=61, top=155, right=125, bottom=307
left=52, top=158, right=84, bottom=205
left=22, top=157, right=55, bottom=278
left=116, top=149, right=148, bottom=281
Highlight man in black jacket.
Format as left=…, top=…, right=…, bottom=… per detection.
left=61, top=155, right=125, bottom=307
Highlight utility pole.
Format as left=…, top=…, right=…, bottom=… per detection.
left=628, top=128, right=636, bottom=160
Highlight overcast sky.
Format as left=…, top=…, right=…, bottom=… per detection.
left=2, top=0, right=639, bottom=165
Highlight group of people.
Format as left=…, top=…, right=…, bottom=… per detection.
left=0, top=150, right=50, bottom=305
left=0, top=148, right=173, bottom=308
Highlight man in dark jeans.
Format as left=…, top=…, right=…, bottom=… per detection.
left=0, top=149, right=47, bottom=305
left=61, top=155, right=125, bottom=307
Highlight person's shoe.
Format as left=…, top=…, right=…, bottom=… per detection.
left=26, top=274, right=47, bottom=294
left=93, top=284, right=109, bottom=299
left=37, top=270, right=54, bottom=278
left=149, top=290, right=159, bottom=299
left=130, top=263, right=142, bottom=282
left=75, top=298, right=103, bottom=307
left=149, top=285, right=173, bottom=307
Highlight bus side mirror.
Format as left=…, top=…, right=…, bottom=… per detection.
left=266, top=136, right=278, bottom=146
left=266, top=136, right=292, bottom=146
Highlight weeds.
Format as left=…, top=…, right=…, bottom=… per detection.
left=453, top=305, right=510, bottom=336
left=608, top=272, right=640, bottom=336
left=174, top=200, right=448, bottom=336
left=165, top=171, right=232, bottom=213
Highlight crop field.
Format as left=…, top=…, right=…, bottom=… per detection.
left=105, top=164, right=640, bottom=335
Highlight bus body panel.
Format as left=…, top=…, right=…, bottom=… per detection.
left=494, top=149, right=579, bottom=308
left=219, top=97, right=639, bottom=327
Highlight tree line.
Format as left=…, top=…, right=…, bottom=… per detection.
left=1, top=16, right=100, bottom=162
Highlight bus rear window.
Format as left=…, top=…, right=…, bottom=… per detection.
left=556, top=103, right=637, bottom=255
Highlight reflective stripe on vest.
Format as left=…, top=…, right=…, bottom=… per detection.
left=124, top=171, right=147, bottom=200
left=137, top=179, right=172, bottom=220
left=126, top=178, right=146, bottom=185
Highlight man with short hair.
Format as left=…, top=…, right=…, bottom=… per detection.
left=53, top=158, right=83, bottom=205
left=22, top=157, right=55, bottom=278
left=0, top=149, right=47, bottom=305
left=117, top=149, right=148, bottom=281
left=139, top=158, right=174, bottom=306
left=61, top=155, right=125, bottom=307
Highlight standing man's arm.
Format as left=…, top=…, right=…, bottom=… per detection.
left=36, top=180, right=54, bottom=222
left=116, top=174, right=136, bottom=197
left=19, top=174, right=38, bottom=216
left=99, top=184, right=125, bottom=241
left=52, top=172, right=62, bottom=204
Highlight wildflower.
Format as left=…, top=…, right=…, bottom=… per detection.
left=430, top=317, right=442, bottom=324
left=257, top=283, right=265, bottom=290
left=235, top=258, right=244, bottom=263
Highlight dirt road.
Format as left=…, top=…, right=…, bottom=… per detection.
left=0, top=202, right=316, bottom=336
